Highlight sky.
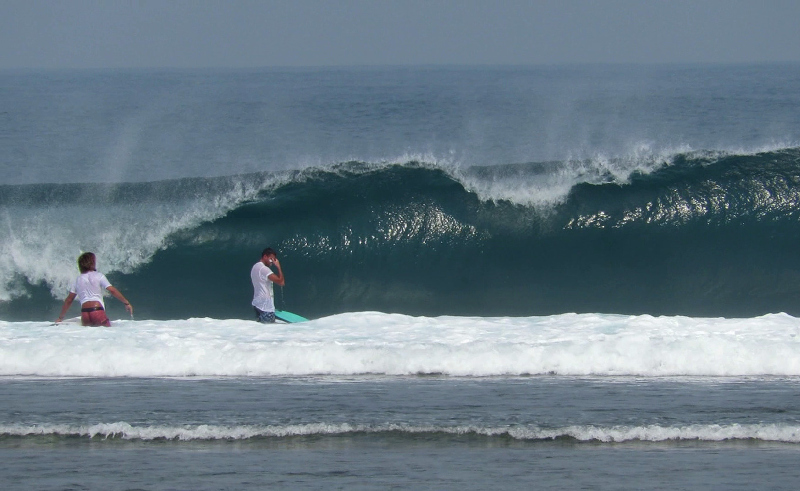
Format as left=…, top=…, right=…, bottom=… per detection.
left=1, top=0, right=799, bottom=69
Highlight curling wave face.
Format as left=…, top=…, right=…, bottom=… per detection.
left=2, top=148, right=800, bottom=320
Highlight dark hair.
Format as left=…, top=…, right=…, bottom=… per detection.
left=78, top=252, right=96, bottom=273
left=261, top=247, right=277, bottom=258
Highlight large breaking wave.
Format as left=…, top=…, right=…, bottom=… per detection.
left=2, top=147, right=800, bottom=320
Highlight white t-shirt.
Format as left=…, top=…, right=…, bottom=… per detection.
left=70, top=271, right=112, bottom=307
left=251, top=261, right=275, bottom=312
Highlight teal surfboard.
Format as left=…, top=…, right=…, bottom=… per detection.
left=275, top=310, right=308, bottom=323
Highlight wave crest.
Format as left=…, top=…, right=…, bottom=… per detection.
left=4, top=421, right=799, bottom=443
left=3, top=148, right=800, bottom=318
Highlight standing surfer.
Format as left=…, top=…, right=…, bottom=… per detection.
left=251, top=247, right=285, bottom=323
left=56, top=252, right=133, bottom=326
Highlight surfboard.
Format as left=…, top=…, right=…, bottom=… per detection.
left=275, top=310, right=308, bottom=323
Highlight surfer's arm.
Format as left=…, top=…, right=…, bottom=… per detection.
left=107, top=286, right=133, bottom=316
left=56, top=292, right=77, bottom=323
left=268, top=258, right=285, bottom=286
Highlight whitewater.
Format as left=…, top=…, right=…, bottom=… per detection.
left=3, top=312, right=800, bottom=377
left=6, top=421, right=800, bottom=444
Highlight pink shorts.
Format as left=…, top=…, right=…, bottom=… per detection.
left=81, top=307, right=111, bottom=327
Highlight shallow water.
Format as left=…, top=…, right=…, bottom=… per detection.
left=3, top=376, right=800, bottom=490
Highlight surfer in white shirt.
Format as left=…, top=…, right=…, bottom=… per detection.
left=56, top=252, right=133, bottom=326
left=251, top=247, right=285, bottom=323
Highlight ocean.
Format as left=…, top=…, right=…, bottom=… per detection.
left=2, top=64, right=800, bottom=489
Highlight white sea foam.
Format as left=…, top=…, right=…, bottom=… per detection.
left=3, top=421, right=799, bottom=443
left=1, top=312, right=799, bottom=378
left=451, top=143, right=800, bottom=209
left=452, top=142, right=688, bottom=208
left=0, top=175, right=281, bottom=302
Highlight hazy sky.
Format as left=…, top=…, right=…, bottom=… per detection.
left=1, top=0, right=799, bottom=69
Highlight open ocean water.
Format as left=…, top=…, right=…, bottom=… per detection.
left=2, top=64, right=800, bottom=489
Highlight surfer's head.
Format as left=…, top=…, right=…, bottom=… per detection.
left=77, top=252, right=96, bottom=273
left=261, top=247, right=277, bottom=265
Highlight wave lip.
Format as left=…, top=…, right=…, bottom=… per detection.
left=4, top=422, right=800, bottom=444
left=4, top=148, right=800, bottom=320
left=2, top=312, right=800, bottom=378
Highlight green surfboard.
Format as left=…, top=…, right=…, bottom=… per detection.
left=275, top=310, right=308, bottom=323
